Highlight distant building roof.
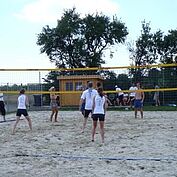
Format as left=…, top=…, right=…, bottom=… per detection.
left=57, top=75, right=104, bottom=80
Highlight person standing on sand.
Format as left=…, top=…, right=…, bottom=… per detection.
left=12, top=89, right=32, bottom=134
left=49, top=86, right=59, bottom=122
left=153, top=85, right=160, bottom=106
left=0, top=93, right=6, bottom=122
left=91, top=87, right=106, bottom=143
left=115, top=85, right=124, bottom=106
left=128, top=83, right=137, bottom=107
left=134, top=82, right=145, bottom=119
left=79, top=82, right=97, bottom=133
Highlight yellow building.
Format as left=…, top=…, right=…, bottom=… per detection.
left=57, top=75, right=104, bottom=106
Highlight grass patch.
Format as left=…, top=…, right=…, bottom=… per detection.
left=60, top=105, right=177, bottom=111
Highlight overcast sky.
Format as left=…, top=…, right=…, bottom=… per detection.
left=0, top=0, right=177, bottom=83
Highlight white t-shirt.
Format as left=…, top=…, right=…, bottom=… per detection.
left=116, top=87, right=124, bottom=96
left=18, top=94, right=27, bottom=109
left=93, top=94, right=106, bottom=114
left=123, top=93, right=129, bottom=97
left=129, top=86, right=137, bottom=97
left=81, top=88, right=97, bottom=110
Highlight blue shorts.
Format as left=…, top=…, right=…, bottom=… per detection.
left=134, top=99, right=143, bottom=108
left=80, top=103, right=85, bottom=112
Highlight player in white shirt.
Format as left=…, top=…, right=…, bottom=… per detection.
left=91, top=87, right=106, bottom=143
left=79, top=82, right=97, bottom=133
left=0, top=93, right=6, bottom=122
left=128, top=83, right=137, bottom=107
left=115, top=85, right=124, bottom=106
left=12, top=89, right=32, bottom=134
left=153, top=85, right=160, bottom=106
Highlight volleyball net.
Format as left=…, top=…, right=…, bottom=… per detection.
left=0, top=63, right=177, bottom=112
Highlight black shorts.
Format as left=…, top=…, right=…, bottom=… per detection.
left=84, top=109, right=92, bottom=118
left=129, top=96, right=135, bottom=104
left=16, top=109, right=28, bottom=117
left=92, top=114, right=105, bottom=121
left=0, top=101, right=6, bottom=116
left=118, top=94, right=123, bottom=101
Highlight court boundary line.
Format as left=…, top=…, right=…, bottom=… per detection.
left=12, top=153, right=177, bottom=162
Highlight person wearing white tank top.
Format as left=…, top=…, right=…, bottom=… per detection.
left=12, top=89, right=32, bottom=134
left=91, top=87, right=106, bottom=143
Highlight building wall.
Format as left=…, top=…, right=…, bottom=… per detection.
left=58, top=76, right=104, bottom=106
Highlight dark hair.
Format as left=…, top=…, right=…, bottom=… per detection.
left=20, top=88, right=25, bottom=94
left=97, top=82, right=101, bottom=88
left=88, top=82, right=93, bottom=88
left=97, top=87, right=104, bottom=97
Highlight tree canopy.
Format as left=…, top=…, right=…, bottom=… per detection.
left=127, top=20, right=177, bottom=81
left=128, top=20, right=177, bottom=66
left=37, top=8, right=128, bottom=68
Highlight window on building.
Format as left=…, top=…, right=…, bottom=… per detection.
left=65, top=82, right=73, bottom=91
left=75, top=82, right=82, bottom=91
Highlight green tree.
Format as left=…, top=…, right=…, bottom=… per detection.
left=128, top=21, right=158, bottom=65
left=37, top=8, right=128, bottom=69
left=116, top=74, right=130, bottom=90
left=128, top=21, right=177, bottom=68
left=159, top=30, right=177, bottom=63
left=127, top=21, right=164, bottom=81
left=99, top=70, right=117, bottom=90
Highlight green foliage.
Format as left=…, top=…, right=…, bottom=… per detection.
left=129, top=21, right=158, bottom=66
left=99, top=70, right=117, bottom=90
left=116, top=74, right=130, bottom=89
left=37, top=8, right=128, bottom=69
left=42, top=71, right=60, bottom=90
left=159, top=30, right=177, bottom=63
left=128, top=20, right=177, bottom=83
left=145, top=68, right=161, bottom=87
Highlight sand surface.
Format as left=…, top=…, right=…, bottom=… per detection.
left=0, top=110, right=177, bottom=177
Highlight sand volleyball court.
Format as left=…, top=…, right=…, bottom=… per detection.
left=0, top=110, right=177, bottom=177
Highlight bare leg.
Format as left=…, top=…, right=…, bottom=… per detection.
left=155, top=99, right=158, bottom=106
left=116, top=98, right=119, bottom=106
left=91, top=121, right=97, bottom=141
left=140, top=109, right=143, bottom=119
left=135, top=109, right=138, bottom=118
left=12, top=117, right=20, bottom=134
left=50, top=110, right=55, bottom=122
left=99, top=121, right=105, bottom=143
left=54, top=110, right=58, bottom=122
left=81, top=117, right=88, bottom=133
left=3, top=115, right=6, bottom=122
left=26, top=116, right=32, bottom=131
